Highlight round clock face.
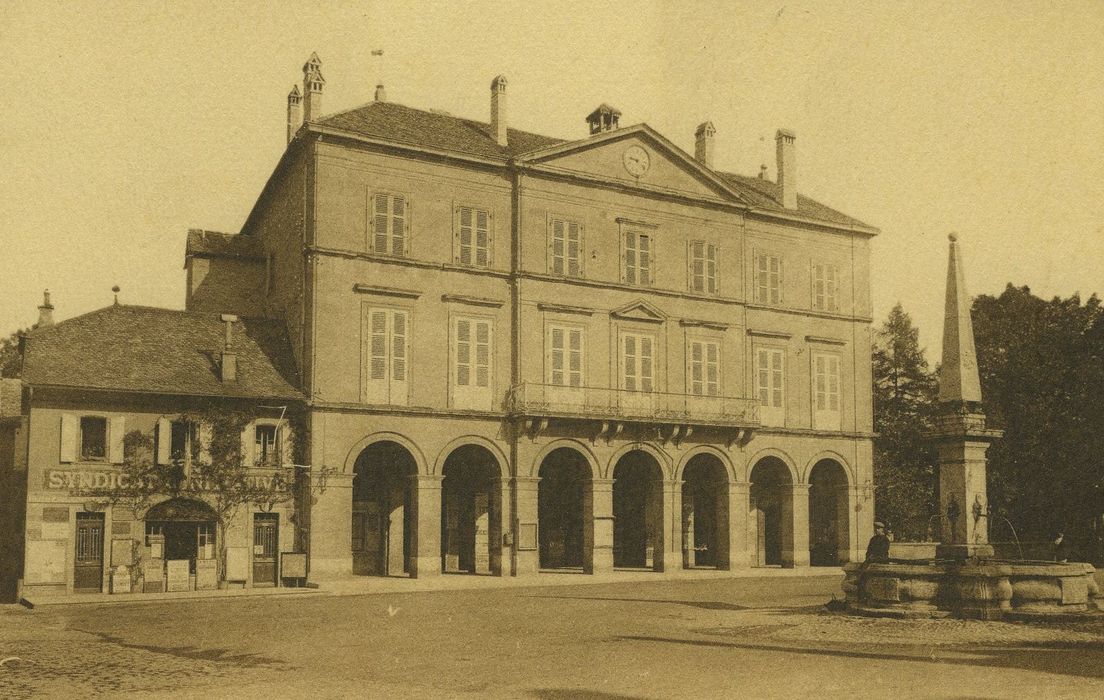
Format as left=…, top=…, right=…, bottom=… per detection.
left=622, top=145, right=651, bottom=177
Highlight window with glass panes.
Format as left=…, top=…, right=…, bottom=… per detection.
left=621, top=333, right=655, bottom=392
left=755, top=253, right=783, bottom=304
left=255, top=424, right=278, bottom=466
left=812, top=352, right=841, bottom=429
left=370, top=193, right=408, bottom=256
left=550, top=219, right=583, bottom=277
left=755, top=347, right=785, bottom=425
left=363, top=307, right=409, bottom=405
left=689, top=241, right=717, bottom=294
left=623, top=230, right=652, bottom=285
left=452, top=316, right=493, bottom=409
left=813, top=263, right=839, bottom=312
left=548, top=325, right=584, bottom=387
left=456, top=206, right=491, bottom=267
left=689, top=340, right=720, bottom=396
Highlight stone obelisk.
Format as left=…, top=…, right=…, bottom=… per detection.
left=933, top=233, right=1003, bottom=560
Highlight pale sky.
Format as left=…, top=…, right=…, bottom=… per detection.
left=2, top=1, right=1102, bottom=361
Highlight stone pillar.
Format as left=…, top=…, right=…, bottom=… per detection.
left=512, top=476, right=540, bottom=576
left=492, top=478, right=511, bottom=577
left=784, top=484, right=811, bottom=568
left=936, top=435, right=996, bottom=558
left=307, top=471, right=354, bottom=578
left=586, top=479, right=614, bottom=574
left=719, top=482, right=749, bottom=570
left=653, top=480, right=678, bottom=572
left=846, top=488, right=863, bottom=563
left=410, top=474, right=443, bottom=578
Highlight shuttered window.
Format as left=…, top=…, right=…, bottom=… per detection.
left=689, top=340, right=720, bottom=397
left=755, top=253, right=783, bottom=305
left=362, top=307, right=410, bottom=405
left=370, top=193, right=409, bottom=256
left=813, top=263, right=839, bottom=312
left=548, top=325, right=584, bottom=387
left=756, top=347, right=785, bottom=426
left=813, top=352, right=842, bottom=430
left=550, top=219, right=583, bottom=277
left=621, top=333, right=655, bottom=392
left=623, top=230, right=652, bottom=286
left=456, top=206, right=491, bottom=267
left=453, top=317, right=493, bottom=409
left=689, top=241, right=717, bottom=294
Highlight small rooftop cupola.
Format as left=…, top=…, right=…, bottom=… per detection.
left=286, top=85, right=302, bottom=144
left=301, top=52, right=325, bottom=123
left=36, top=289, right=55, bottom=328
left=775, top=128, right=797, bottom=209
left=938, top=233, right=983, bottom=404
left=220, top=314, right=239, bottom=383
left=694, top=121, right=716, bottom=169
left=586, top=104, right=621, bottom=135
left=490, top=75, right=508, bottom=147
left=374, top=83, right=387, bottom=102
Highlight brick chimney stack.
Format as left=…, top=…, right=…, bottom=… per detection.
left=302, top=52, right=325, bottom=123
left=694, top=121, right=716, bottom=169
left=37, top=289, right=54, bottom=328
left=220, top=314, right=238, bottom=382
left=775, top=129, right=797, bottom=209
left=374, top=84, right=387, bottom=102
left=490, top=75, right=508, bottom=147
left=287, top=85, right=302, bottom=144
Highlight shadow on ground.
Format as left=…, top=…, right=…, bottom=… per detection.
left=529, top=595, right=750, bottom=611
left=530, top=689, right=647, bottom=700
left=83, top=630, right=285, bottom=668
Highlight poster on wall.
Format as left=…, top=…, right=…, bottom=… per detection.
left=166, top=560, right=190, bottom=592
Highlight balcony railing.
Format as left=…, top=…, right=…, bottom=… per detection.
left=507, top=382, right=759, bottom=428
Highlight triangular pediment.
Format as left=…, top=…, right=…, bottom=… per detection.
left=610, top=299, right=667, bottom=323
left=518, top=125, right=746, bottom=204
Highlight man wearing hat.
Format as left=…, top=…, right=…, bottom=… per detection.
left=865, top=522, right=891, bottom=563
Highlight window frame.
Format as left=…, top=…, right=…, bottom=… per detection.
left=79, top=416, right=108, bottom=462
left=811, top=351, right=842, bottom=430
left=687, top=337, right=721, bottom=397
left=618, top=330, right=657, bottom=393
left=619, top=220, right=656, bottom=287
left=754, top=345, right=786, bottom=427
left=368, top=190, right=411, bottom=257
left=361, top=303, right=412, bottom=406
left=453, top=203, right=493, bottom=268
left=548, top=215, right=584, bottom=278
left=753, top=250, right=784, bottom=305
left=688, top=240, right=718, bottom=295
left=450, top=313, right=495, bottom=410
left=546, top=322, right=586, bottom=388
left=812, top=261, right=840, bottom=312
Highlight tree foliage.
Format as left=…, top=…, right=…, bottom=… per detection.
left=0, top=327, right=32, bottom=377
left=872, top=303, right=939, bottom=540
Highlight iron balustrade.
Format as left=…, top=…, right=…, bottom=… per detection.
left=507, top=382, right=759, bottom=427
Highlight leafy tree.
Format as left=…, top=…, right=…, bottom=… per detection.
left=872, top=303, right=939, bottom=540
left=0, top=327, right=32, bottom=377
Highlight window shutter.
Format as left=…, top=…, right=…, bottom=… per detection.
left=706, top=341, right=719, bottom=396
left=370, top=310, right=388, bottom=381
left=639, top=233, right=651, bottom=286
left=485, top=210, right=494, bottom=266
left=391, top=195, right=406, bottom=256
left=620, top=231, right=628, bottom=283
left=372, top=193, right=389, bottom=253
left=453, top=205, right=462, bottom=263
left=550, top=326, right=564, bottom=385
left=623, top=335, right=637, bottom=391
left=156, top=417, right=171, bottom=465
left=567, top=222, right=581, bottom=277
left=551, top=219, right=565, bottom=275
left=241, top=423, right=254, bottom=467
left=475, top=320, right=490, bottom=388
left=568, top=328, right=582, bottom=387
left=707, top=244, right=717, bottom=294
left=197, top=422, right=212, bottom=464
left=777, top=257, right=785, bottom=304
left=59, top=414, right=77, bottom=463
left=279, top=423, right=292, bottom=468
left=640, top=335, right=654, bottom=391
left=456, top=318, right=471, bottom=386
left=108, top=416, right=125, bottom=463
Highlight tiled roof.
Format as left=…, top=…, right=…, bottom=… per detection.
left=185, top=229, right=264, bottom=260
left=0, top=378, right=21, bottom=418
left=316, top=101, right=564, bottom=160
left=717, top=172, right=873, bottom=229
left=21, top=305, right=302, bottom=400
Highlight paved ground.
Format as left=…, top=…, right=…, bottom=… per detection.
left=3, top=574, right=1104, bottom=698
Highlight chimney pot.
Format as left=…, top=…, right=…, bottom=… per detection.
left=375, top=83, right=387, bottom=102
left=490, top=75, right=508, bottom=147
left=302, top=52, right=325, bottom=123
left=694, top=121, right=716, bottom=169
left=758, top=163, right=768, bottom=179
left=219, top=314, right=239, bottom=382
left=36, top=289, right=55, bottom=328
left=775, top=128, right=797, bottom=209
left=287, top=85, right=302, bottom=144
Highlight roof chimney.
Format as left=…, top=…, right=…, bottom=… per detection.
left=490, top=75, right=508, bottom=147
left=775, top=129, right=797, bottom=209
left=287, top=86, right=302, bottom=144
left=302, top=52, right=325, bottom=123
left=220, top=314, right=239, bottom=382
left=758, top=163, right=768, bottom=179
left=694, top=121, right=716, bottom=169
left=586, top=104, right=621, bottom=135
left=36, top=289, right=55, bottom=328
left=374, top=83, right=387, bottom=102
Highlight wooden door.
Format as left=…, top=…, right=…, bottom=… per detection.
left=252, top=514, right=278, bottom=586
left=74, top=513, right=104, bottom=592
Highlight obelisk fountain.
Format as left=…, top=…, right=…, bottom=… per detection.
left=931, top=233, right=1003, bottom=560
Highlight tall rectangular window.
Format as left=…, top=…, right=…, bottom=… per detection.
left=689, top=241, right=717, bottom=294
left=550, top=219, right=583, bottom=277
left=452, top=317, right=493, bottom=409
left=548, top=325, right=584, bottom=387
left=363, top=307, right=409, bottom=405
left=456, top=206, right=491, bottom=267
left=813, top=353, right=842, bottom=430
left=621, top=333, right=655, bottom=393
left=813, top=263, right=839, bottom=312
left=371, top=193, right=408, bottom=256
left=254, top=424, right=278, bottom=466
left=689, top=340, right=720, bottom=397
left=756, top=347, right=785, bottom=426
left=80, top=416, right=107, bottom=461
left=755, top=253, right=783, bottom=305
left=623, top=230, right=652, bottom=285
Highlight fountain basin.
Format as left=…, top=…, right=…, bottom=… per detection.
left=843, top=559, right=1101, bottom=620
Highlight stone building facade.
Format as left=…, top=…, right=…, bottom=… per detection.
left=187, top=55, right=877, bottom=580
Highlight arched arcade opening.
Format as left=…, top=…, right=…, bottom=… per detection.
left=749, top=457, right=794, bottom=567
left=681, top=454, right=730, bottom=569
left=441, top=445, right=502, bottom=575
left=351, top=441, right=417, bottom=576
left=612, top=450, right=664, bottom=570
left=537, top=448, right=590, bottom=570
left=808, top=459, right=851, bottom=566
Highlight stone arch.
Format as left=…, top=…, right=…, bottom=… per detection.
left=743, top=447, right=799, bottom=484
left=801, top=450, right=855, bottom=487
left=606, top=442, right=672, bottom=481
left=806, top=455, right=854, bottom=566
left=433, top=436, right=510, bottom=478
left=342, top=431, right=429, bottom=475
left=530, top=439, right=601, bottom=480
left=674, top=446, right=737, bottom=484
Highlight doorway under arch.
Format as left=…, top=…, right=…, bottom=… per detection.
left=441, top=444, right=502, bottom=575
left=538, top=448, right=591, bottom=570
left=749, top=457, right=793, bottom=567
left=612, top=450, right=664, bottom=570
left=682, top=454, right=730, bottom=569
left=352, top=441, right=417, bottom=576
left=808, top=459, right=851, bottom=566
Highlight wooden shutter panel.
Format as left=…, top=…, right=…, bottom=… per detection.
left=197, top=422, right=212, bottom=464
left=707, top=245, right=717, bottom=294
left=108, top=416, right=125, bottom=463
left=59, top=414, right=77, bottom=463
left=550, top=326, right=564, bottom=385
left=372, top=193, right=389, bottom=253
left=279, top=423, right=292, bottom=467
left=241, top=423, right=254, bottom=467
left=156, top=417, right=172, bottom=465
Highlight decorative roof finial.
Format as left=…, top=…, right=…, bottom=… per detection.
left=112, top=285, right=121, bottom=306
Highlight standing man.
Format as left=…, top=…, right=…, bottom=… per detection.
left=866, top=521, right=891, bottom=563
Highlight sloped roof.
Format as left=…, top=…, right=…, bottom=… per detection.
left=316, top=101, right=564, bottom=160
left=717, top=172, right=873, bottom=229
left=0, top=378, right=21, bottom=418
left=185, top=229, right=263, bottom=260
left=21, top=305, right=302, bottom=400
